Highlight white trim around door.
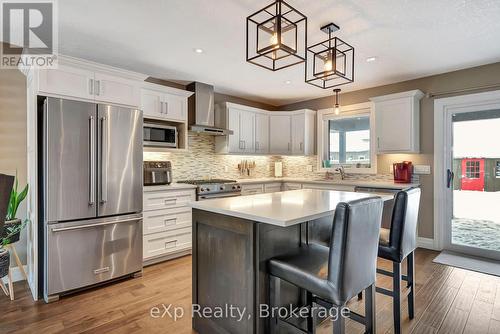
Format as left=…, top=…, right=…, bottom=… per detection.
left=434, top=89, right=500, bottom=255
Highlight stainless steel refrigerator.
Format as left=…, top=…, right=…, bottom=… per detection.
left=42, top=97, right=143, bottom=302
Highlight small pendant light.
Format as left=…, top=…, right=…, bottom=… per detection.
left=333, top=88, right=341, bottom=115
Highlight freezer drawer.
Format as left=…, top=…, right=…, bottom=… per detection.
left=45, top=215, right=142, bottom=297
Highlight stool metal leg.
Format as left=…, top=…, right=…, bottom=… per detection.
left=365, top=284, right=376, bottom=334
left=269, top=275, right=280, bottom=333
left=393, top=262, right=402, bottom=334
left=407, top=252, right=415, bottom=319
left=332, top=305, right=345, bottom=334
left=306, top=291, right=314, bottom=333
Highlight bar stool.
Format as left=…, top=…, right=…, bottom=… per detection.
left=268, top=197, right=384, bottom=334
left=360, top=188, right=421, bottom=334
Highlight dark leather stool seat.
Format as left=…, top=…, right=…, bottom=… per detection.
left=268, top=197, right=384, bottom=334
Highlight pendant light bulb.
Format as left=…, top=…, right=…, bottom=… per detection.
left=270, top=32, right=278, bottom=46
left=334, top=104, right=340, bottom=115
left=333, top=89, right=341, bottom=115
left=324, top=52, right=333, bottom=72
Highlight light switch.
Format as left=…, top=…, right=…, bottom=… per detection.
left=414, top=165, right=431, bottom=175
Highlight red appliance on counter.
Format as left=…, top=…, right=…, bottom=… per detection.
left=393, top=161, right=413, bottom=183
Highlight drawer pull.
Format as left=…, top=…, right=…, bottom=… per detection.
left=94, top=266, right=110, bottom=275
left=164, top=218, right=177, bottom=226
left=165, top=240, right=177, bottom=249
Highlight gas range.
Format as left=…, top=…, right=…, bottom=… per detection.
left=177, top=179, right=242, bottom=200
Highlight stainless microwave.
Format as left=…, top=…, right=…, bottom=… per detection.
left=143, top=123, right=178, bottom=148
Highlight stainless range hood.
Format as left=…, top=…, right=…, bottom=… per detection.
left=187, top=82, right=233, bottom=135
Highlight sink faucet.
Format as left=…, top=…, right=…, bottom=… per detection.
left=335, top=166, right=346, bottom=180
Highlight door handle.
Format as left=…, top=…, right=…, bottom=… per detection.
left=51, top=217, right=141, bottom=232
left=100, top=116, right=108, bottom=203
left=447, top=169, right=454, bottom=188
left=95, top=80, right=100, bottom=96
left=89, top=116, right=95, bottom=206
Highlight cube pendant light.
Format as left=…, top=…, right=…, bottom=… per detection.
left=305, top=23, right=354, bottom=89
left=246, top=0, right=307, bottom=71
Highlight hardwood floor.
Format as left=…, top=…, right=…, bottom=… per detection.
left=1, top=249, right=500, bottom=334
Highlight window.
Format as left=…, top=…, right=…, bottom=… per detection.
left=465, top=160, right=480, bottom=179
left=318, top=103, right=376, bottom=173
left=496, top=161, right=500, bottom=178
left=328, top=116, right=371, bottom=167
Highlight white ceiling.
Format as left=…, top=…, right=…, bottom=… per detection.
left=58, top=0, right=500, bottom=106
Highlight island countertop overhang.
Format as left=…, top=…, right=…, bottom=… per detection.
left=190, top=189, right=393, bottom=227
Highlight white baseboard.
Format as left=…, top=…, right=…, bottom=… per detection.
left=417, top=237, right=439, bottom=250
left=1, top=265, right=28, bottom=283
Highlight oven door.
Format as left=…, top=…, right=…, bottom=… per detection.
left=143, top=123, right=177, bottom=148
left=197, top=192, right=242, bottom=201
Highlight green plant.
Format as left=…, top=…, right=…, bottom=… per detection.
left=1, top=220, right=27, bottom=247
left=6, top=173, right=28, bottom=221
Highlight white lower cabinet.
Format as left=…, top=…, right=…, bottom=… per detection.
left=241, top=183, right=264, bottom=195
left=143, top=187, right=195, bottom=263
left=264, top=183, right=282, bottom=193
left=283, top=182, right=303, bottom=191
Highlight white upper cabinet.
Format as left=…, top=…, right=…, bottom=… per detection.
left=94, top=72, right=139, bottom=107
left=37, top=56, right=146, bottom=107
left=370, top=90, right=424, bottom=154
left=255, top=113, right=270, bottom=154
left=269, top=114, right=292, bottom=154
left=215, top=103, right=316, bottom=156
left=38, top=64, right=95, bottom=101
left=140, top=83, right=191, bottom=122
left=291, top=110, right=315, bottom=155
left=215, top=103, right=256, bottom=154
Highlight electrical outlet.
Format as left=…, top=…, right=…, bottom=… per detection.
left=306, top=165, right=313, bottom=172
left=414, top=165, right=431, bottom=175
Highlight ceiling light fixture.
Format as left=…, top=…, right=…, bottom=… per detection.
left=246, top=0, right=307, bottom=71
left=366, top=56, right=377, bottom=62
left=305, top=23, right=354, bottom=89
left=284, top=80, right=291, bottom=84
left=193, top=48, right=204, bottom=54
left=333, top=88, right=341, bottom=115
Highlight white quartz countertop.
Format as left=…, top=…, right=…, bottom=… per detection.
left=190, top=189, right=393, bottom=227
left=143, top=183, right=197, bottom=192
left=236, top=177, right=419, bottom=190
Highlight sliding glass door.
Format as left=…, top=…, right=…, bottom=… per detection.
left=444, top=108, right=500, bottom=260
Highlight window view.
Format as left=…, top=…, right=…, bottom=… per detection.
left=326, top=115, right=371, bottom=168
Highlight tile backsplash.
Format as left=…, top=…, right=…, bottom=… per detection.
left=143, top=133, right=395, bottom=182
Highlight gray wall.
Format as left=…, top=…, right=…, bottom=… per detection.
left=0, top=69, right=27, bottom=263
left=280, top=62, right=500, bottom=239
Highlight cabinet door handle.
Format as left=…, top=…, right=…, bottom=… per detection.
left=239, top=140, right=244, bottom=150
left=159, top=101, right=163, bottom=114
left=299, top=142, right=303, bottom=151
left=242, top=141, right=246, bottom=149
left=255, top=141, right=259, bottom=150
left=377, top=137, right=380, bottom=149
left=164, top=101, right=169, bottom=114
left=288, top=142, right=291, bottom=151
left=95, top=80, right=100, bottom=96
left=89, top=79, right=94, bottom=95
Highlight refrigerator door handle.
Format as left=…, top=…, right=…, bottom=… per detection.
left=100, top=116, right=108, bottom=203
left=51, top=217, right=141, bottom=232
left=89, top=116, right=96, bottom=205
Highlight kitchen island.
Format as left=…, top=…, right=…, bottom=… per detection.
left=190, top=189, right=393, bottom=334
